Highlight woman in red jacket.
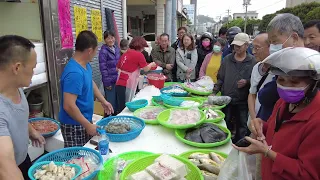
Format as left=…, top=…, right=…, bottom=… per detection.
left=115, top=37, right=156, bottom=112
left=235, top=47, right=320, bottom=180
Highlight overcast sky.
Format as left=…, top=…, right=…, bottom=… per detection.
left=183, top=0, right=286, bottom=20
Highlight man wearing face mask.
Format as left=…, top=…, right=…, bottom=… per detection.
left=257, top=13, right=305, bottom=121
left=213, top=33, right=256, bottom=142
left=196, top=33, right=214, bottom=79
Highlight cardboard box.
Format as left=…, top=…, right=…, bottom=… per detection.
left=94, top=101, right=104, bottom=116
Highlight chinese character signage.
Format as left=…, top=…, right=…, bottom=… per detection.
left=74, top=6, right=88, bottom=37
left=58, top=0, right=73, bottom=49
left=91, top=9, right=103, bottom=42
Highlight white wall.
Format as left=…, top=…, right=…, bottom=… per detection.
left=156, top=0, right=165, bottom=36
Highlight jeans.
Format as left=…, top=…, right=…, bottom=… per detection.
left=116, top=85, right=127, bottom=113
left=223, top=103, right=249, bottom=143
left=104, top=84, right=118, bottom=114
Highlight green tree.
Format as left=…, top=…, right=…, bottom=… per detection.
left=259, top=2, right=320, bottom=31
left=223, top=18, right=261, bottom=35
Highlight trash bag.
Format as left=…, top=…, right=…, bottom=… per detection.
left=217, top=148, right=253, bottom=180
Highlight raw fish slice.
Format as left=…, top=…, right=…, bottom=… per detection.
left=198, top=164, right=220, bottom=175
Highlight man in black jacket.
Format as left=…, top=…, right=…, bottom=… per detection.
left=213, top=33, right=255, bottom=142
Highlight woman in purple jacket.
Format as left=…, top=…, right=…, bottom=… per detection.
left=99, top=31, right=121, bottom=114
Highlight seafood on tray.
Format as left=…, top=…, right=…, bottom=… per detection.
left=184, top=123, right=227, bottom=143
left=129, top=154, right=190, bottom=180
left=105, top=122, right=131, bottom=134
left=33, top=161, right=76, bottom=180
left=31, top=120, right=59, bottom=134
left=207, top=96, right=231, bottom=106
left=184, top=76, right=214, bottom=93
left=203, top=109, right=220, bottom=119
left=188, top=152, right=226, bottom=180
left=180, top=100, right=200, bottom=108
left=168, top=109, right=201, bottom=125
left=162, top=86, right=187, bottom=94
left=138, top=107, right=166, bottom=120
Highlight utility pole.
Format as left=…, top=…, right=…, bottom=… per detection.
left=165, top=0, right=173, bottom=38
left=243, top=0, right=251, bottom=33
left=171, top=0, right=177, bottom=43
left=226, top=9, right=231, bottom=28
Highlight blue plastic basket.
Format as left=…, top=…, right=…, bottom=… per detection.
left=125, top=99, right=148, bottom=112
left=28, top=161, right=82, bottom=180
left=152, top=96, right=162, bottom=102
left=35, top=147, right=103, bottom=180
left=28, top=117, right=60, bottom=138
left=96, top=116, right=146, bottom=142
left=160, top=94, right=183, bottom=106
left=160, top=86, right=188, bottom=97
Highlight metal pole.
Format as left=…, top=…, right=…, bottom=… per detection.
left=122, top=0, right=128, bottom=39
left=171, top=0, right=177, bottom=43
left=244, top=4, right=248, bottom=33
left=165, top=0, right=173, bottom=37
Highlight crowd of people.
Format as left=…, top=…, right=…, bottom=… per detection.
left=0, top=11, right=319, bottom=179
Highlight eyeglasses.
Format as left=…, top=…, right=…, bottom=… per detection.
left=252, top=46, right=266, bottom=51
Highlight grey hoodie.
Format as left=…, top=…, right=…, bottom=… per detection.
left=213, top=53, right=256, bottom=104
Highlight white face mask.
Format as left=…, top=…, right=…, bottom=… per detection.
left=213, top=45, right=221, bottom=53
left=269, top=34, right=292, bottom=54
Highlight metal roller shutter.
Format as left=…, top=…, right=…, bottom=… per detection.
left=102, top=0, right=123, bottom=39
left=70, top=0, right=102, bottom=85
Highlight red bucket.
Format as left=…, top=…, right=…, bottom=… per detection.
left=147, top=73, right=167, bottom=89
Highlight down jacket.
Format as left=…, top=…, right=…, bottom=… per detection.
left=99, top=44, right=121, bottom=87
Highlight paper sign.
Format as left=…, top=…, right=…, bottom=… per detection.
left=91, top=9, right=103, bottom=42
left=58, top=0, right=73, bottom=49
left=74, top=6, right=88, bottom=37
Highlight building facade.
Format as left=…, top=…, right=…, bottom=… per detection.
left=233, top=11, right=258, bottom=20
left=286, top=0, right=320, bottom=7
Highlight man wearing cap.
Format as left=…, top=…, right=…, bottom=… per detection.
left=213, top=33, right=255, bottom=142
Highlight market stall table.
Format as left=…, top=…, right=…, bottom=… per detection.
left=84, top=86, right=233, bottom=157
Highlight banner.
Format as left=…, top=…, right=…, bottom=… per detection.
left=91, top=9, right=103, bottom=42
left=183, top=4, right=195, bottom=25
left=74, top=6, right=88, bottom=37
left=57, top=0, right=73, bottom=49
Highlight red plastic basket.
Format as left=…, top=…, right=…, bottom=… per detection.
left=147, top=73, right=167, bottom=89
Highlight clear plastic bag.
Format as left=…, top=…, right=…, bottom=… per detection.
left=113, top=157, right=133, bottom=180
left=67, top=156, right=102, bottom=180
left=217, top=148, right=253, bottom=180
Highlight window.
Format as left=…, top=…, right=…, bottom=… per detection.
left=143, top=34, right=155, bottom=41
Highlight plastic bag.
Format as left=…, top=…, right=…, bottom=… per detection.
left=217, top=148, right=253, bottom=180
left=67, top=156, right=102, bottom=180
left=113, top=157, right=133, bottom=180
left=207, top=96, right=232, bottom=106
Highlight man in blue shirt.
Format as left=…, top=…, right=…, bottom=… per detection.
left=59, top=31, right=113, bottom=147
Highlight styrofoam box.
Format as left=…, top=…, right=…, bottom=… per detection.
left=28, top=143, right=44, bottom=162
left=33, top=42, right=45, bottom=63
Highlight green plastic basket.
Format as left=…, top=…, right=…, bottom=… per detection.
left=151, top=97, right=165, bottom=107
left=120, top=154, right=204, bottom=180
left=175, top=123, right=231, bottom=148
left=179, top=149, right=228, bottom=159
left=157, top=108, right=206, bottom=129
left=200, top=103, right=227, bottom=110
left=163, top=97, right=204, bottom=109
left=164, top=82, right=182, bottom=87
left=98, top=151, right=153, bottom=180
left=202, top=109, right=225, bottom=123
left=182, top=84, right=212, bottom=96
left=133, top=106, right=166, bottom=125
